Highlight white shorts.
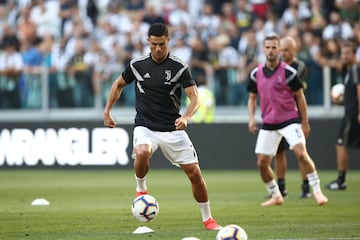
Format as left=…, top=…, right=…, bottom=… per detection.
left=132, top=126, right=198, bottom=167
left=255, top=123, right=306, bottom=156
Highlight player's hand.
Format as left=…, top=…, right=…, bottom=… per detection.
left=248, top=119, right=257, bottom=134
left=175, top=116, right=188, bottom=130
left=104, top=113, right=117, bottom=128
left=301, top=121, right=310, bottom=138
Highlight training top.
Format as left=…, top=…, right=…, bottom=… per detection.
left=122, top=53, right=196, bottom=132
left=247, top=62, right=303, bottom=129
left=344, top=63, right=360, bottom=120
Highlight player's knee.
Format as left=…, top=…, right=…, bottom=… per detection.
left=134, top=144, right=152, bottom=159
left=257, top=158, right=269, bottom=169
left=135, top=149, right=151, bottom=161
left=184, top=164, right=202, bottom=183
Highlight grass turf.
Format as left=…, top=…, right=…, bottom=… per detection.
left=0, top=169, right=359, bottom=240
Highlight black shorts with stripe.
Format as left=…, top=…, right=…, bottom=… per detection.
left=337, top=117, right=360, bottom=148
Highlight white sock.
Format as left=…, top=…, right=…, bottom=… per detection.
left=198, top=201, right=212, bottom=222
left=307, top=172, right=321, bottom=193
left=135, top=175, right=147, bottom=192
left=266, top=180, right=282, bottom=197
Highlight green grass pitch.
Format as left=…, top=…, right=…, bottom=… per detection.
left=1, top=169, right=359, bottom=240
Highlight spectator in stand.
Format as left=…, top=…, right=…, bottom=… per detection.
left=168, top=0, right=192, bottom=31
left=298, top=31, right=323, bottom=105
left=318, top=39, right=343, bottom=88
left=189, top=35, right=214, bottom=90
left=335, top=0, right=360, bottom=24
left=92, top=51, right=122, bottom=107
left=322, top=11, right=353, bottom=41
left=50, top=36, right=74, bottom=107
left=142, top=2, right=165, bottom=25
left=279, top=0, right=311, bottom=31
left=66, top=39, right=93, bottom=107
left=249, top=0, right=269, bottom=19
left=235, top=0, right=255, bottom=36
left=103, top=1, right=133, bottom=35
left=213, top=33, right=239, bottom=105
left=171, top=35, right=192, bottom=65
left=59, top=0, right=77, bottom=38
left=195, top=2, right=220, bottom=42
left=236, top=30, right=259, bottom=105
left=0, top=37, right=23, bottom=109
left=21, top=38, right=44, bottom=109
left=16, top=5, right=37, bottom=43
left=29, top=0, right=61, bottom=39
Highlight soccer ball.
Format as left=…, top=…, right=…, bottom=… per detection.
left=216, top=224, right=248, bottom=240
left=131, top=194, right=159, bottom=222
left=331, top=83, right=345, bottom=105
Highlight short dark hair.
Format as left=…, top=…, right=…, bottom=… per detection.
left=341, top=40, right=357, bottom=54
left=148, top=23, right=169, bottom=37
left=263, top=35, right=280, bottom=44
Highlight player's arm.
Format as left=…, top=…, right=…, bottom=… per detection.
left=103, top=75, right=127, bottom=128
left=294, top=89, right=310, bottom=137
left=247, top=92, right=257, bottom=134
left=247, top=68, right=258, bottom=134
left=175, top=85, right=200, bottom=130
left=286, top=65, right=310, bottom=136
left=357, top=83, right=360, bottom=124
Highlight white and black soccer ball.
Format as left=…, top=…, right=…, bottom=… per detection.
left=331, top=83, right=345, bottom=105
left=131, top=194, right=159, bottom=222
left=216, top=224, right=248, bottom=240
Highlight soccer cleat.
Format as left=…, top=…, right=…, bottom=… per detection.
left=203, top=218, right=222, bottom=230
left=314, top=192, right=328, bottom=206
left=300, top=192, right=312, bottom=198
left=265, top=189, right=288, bottom=199
left=300, top=183, right=312, bottom=198
left=325, top=180, right=347, bottom=190
left=280, top=189, right=288, bottom=197
left=261, top=196, right=284, bottom=206
left=135, top=191, right=148, bottom=197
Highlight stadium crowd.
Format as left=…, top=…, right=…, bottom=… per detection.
left=0, top=0, right=359, bottom=109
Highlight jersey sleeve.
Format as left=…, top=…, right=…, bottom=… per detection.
left=180, top=67, right=196, bottom=88
left=285, top=65, right=303, bottom=92
left=247, top=67, right=258, bottom=93
left=121, top=63, right=135, bottom=84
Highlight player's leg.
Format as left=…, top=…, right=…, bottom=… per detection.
left=325, top=117, right=352, bottom=190
left=298, top=162, right=312, bottom=198
left=274, top=138, right=288, bottom=197
left=161, top=130, right=221, bottom=230
left=258, top=153, right=284, bottom=206
left=255, top=129, right=284, bottom=206
left=282, top=123, right=328, bottom=205
left=180, top=163, right=221, bottom=230
left=325, top=144, right=348, bottom=190
left=132, top=127, right=157, bottom=196
left=292, top=143, right=328, bottom=205
left=134, top=144, right=152, bottom=195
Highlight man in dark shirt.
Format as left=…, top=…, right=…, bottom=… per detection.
left=103, top=23, right=221, bottom=230
left=326, top=41, right=360, bottom=190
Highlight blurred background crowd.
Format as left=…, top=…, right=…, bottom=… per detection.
left=0, top=0, right=359, bottom=110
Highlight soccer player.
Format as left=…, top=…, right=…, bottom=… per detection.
left=103, top=23, right=221, bottom=230
left=325, top=41, right=360, bottom=190
left=247, top=35, right=328, bottom=206
left=270, top=36, right=311, bottom=198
